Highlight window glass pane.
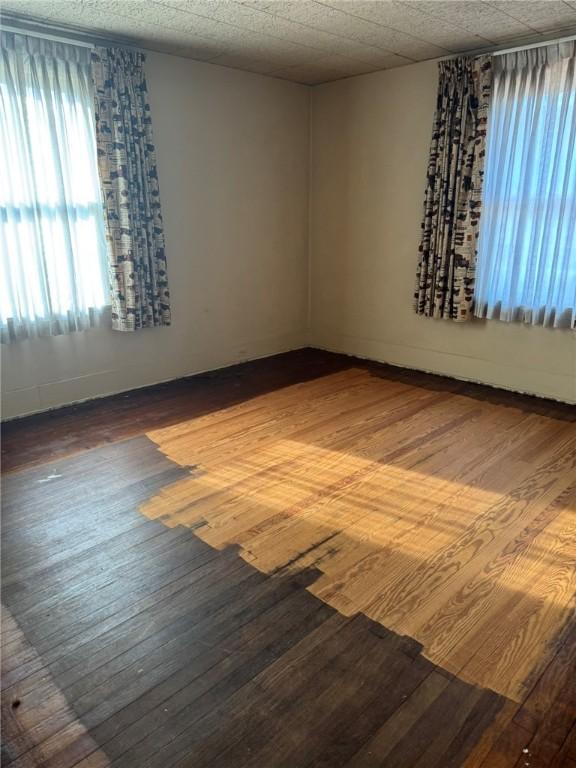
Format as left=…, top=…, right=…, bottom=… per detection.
left=0, top=32, right=109, bottom=342
left=474, top=48, right=576, bottom=329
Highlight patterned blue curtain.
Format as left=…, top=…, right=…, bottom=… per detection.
left=414, top=56, right=492, bottom=322
left=91, top=47, right=170, bottom=332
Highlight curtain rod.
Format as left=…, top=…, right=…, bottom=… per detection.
left=438, top=31, right=576, bottom=61
left=1, top=23, right=94, bottom=48
left=0, top=16, right=145, bottom=53
left=493, top=31, right=576, bottom=56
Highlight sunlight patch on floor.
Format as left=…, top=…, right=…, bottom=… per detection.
left=139, top=370, right=576, bottom=701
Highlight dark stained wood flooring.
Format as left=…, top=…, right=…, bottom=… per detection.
left=2, top=349, right=575, bottom=768
left=1, top=350, right=349, bottom=475
left=3, top=349, right=573, bottom=476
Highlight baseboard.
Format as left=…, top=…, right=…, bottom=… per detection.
left=4, top=336, right=573, bottom=422
left=1, top=334, right=308, bottom=421
left=310, top=333, right=576, bottom=405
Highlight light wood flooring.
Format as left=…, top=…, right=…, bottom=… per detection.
left=141, top=365, right=576, bottom=701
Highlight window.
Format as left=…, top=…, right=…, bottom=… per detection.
left=474, top=42, right=576, bottom=329
left=0, top=32, right=109, bottom=343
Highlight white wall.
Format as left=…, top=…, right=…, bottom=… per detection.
left=4, top=55, right=575, bottom=419
left=1, top=52, right=311, bottom=419
left=309, top=61, right=576, bottom=404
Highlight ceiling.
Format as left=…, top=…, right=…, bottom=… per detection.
left=3, top=0, right=576, bottom=84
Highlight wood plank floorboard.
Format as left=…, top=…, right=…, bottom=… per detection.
left=2, top=349, right=575, bottom=767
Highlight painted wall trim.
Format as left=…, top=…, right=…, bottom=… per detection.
left=311, top=334, right=576, bottom=405
left=4, top=340, right=574, bottom=426
left=2, top=331, right=306, bottom=421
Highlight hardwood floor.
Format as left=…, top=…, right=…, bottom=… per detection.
left=140, top=365, right=576, bottom=701
left=2, top=349, right=575, bottom=767
left=1, top=349, right=349, bottom=475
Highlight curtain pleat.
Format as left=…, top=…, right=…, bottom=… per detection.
left=474, top=41, right=576, bottom=329
left=91, top=47, right=170, bottom=332
left=0, top=32, right=110, bottom=343
left=414, top=56, right=492, bottom=322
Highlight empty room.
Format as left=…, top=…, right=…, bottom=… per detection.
left=1, top=0, right=575, bottom=766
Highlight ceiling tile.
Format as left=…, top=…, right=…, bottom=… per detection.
left=150, top=2, right=340, bottom=60
left=309, top=53, right=382, bottom=74
left=240, top=1, right=275, bottom=8
left=485, top=0, right=576, bottom=33
left=318, top=0, right=492, bottom=50
left=3, top=0, right=574, bottom=85
left=2, top=0, right=77, bottom=21
left=267, top=2, right=450, bottom=57
left=407, top=0, right=535, bottom=41
left=271, top=62, right=349, bottom=84
left=208, top=51, right=278, bottom=72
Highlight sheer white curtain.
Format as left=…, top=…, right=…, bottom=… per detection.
left=0, top=32, right=109, bottom=343
left=474, top=41, right=576, bottom=329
